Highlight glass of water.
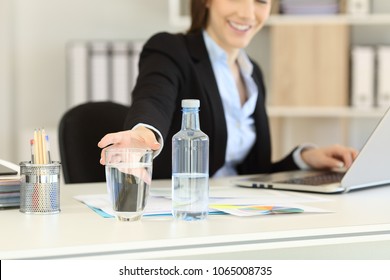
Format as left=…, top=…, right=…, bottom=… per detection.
left=105, top=148, right=153, bottom=221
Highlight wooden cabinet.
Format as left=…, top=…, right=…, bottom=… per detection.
left=270, top=23, right=349, bottom=107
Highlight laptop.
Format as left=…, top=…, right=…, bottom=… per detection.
left=233, top=107, right=390, bottom=194
left=0, top=164, right=18, bottom=176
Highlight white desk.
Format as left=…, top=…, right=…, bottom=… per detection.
left=1, top=178, right=390, bottom=260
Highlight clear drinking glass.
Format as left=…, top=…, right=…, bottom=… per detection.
left=105, top=148, right=153, bottom=221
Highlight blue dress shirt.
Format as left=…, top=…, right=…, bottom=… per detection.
left=203, top=31, right=258, bottom=177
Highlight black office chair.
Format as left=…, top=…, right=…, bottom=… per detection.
left=58, top=101, right=129, bottom=184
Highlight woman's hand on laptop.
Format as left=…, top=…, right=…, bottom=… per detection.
left=301, top=144, right=358, bottom=170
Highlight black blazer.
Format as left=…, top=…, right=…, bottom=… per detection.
left=124, top=31, right=299, bottom=179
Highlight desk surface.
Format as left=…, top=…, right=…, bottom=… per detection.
left=2, top=178, right=390, bottom=260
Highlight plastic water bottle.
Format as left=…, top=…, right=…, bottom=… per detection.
left=172, top=99, right=209, bottom=221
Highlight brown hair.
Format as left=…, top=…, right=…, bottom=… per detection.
left=187, top=0, right=209, bottom=34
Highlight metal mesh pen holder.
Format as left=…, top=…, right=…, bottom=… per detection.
left=19, top=161, right=61, bottom=214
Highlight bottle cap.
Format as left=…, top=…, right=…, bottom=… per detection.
left=181, top=99, right=200, bottom=108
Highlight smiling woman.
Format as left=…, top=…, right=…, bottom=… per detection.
left=201, top=0, right=271, bottom=53
left=98, top=0, right=357, bottom=179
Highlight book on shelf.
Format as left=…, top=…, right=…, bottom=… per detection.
left=111, top=41, right=130, bottom=106
left=279, top=0, right=340, bottom=15
left=67, top=40, right=144, bottom=108
left=376, top=46, right=390, bottom=108
left=351, top=46, right=375, bottom=109
left=347, top=0, right=371, bottom=15
left=90, top=41, right=110, bottom=102
left=67, top=41, right=89, bottom=108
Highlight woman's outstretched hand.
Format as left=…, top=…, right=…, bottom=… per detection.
left=98, top=126, right=161, bottom=165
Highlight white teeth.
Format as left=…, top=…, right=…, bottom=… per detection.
left=229, top=21, right=251, bottom=31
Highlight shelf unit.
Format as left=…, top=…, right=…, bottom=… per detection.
left=168, top=0, right=390, bottom=159
left=267, top=106, right=387, bottom=118
left=266, top=14, right=390, bottom=25
left=261, top=13, right=390, bottom=159
left=169, top=0, right=390, bottom=27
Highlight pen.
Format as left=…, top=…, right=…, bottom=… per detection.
left=31, top=128, right=53, bottom=164
left=30, top=139, right=35, bottom=164
left=45, top=134, right=52, bottom=164
left=33, top=129, right=40, bottom=164
left=41, top=129, right=48, bottom=164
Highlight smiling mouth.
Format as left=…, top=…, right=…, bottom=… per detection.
left=228, top=20, right=252, bottom=32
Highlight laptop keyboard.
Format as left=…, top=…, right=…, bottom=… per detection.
left=276, top=171, right=345, bottom=186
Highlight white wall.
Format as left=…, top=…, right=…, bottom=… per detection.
left=0, top=0, right=15, bottom=162
left=2, top=0, right=184, bottom=163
